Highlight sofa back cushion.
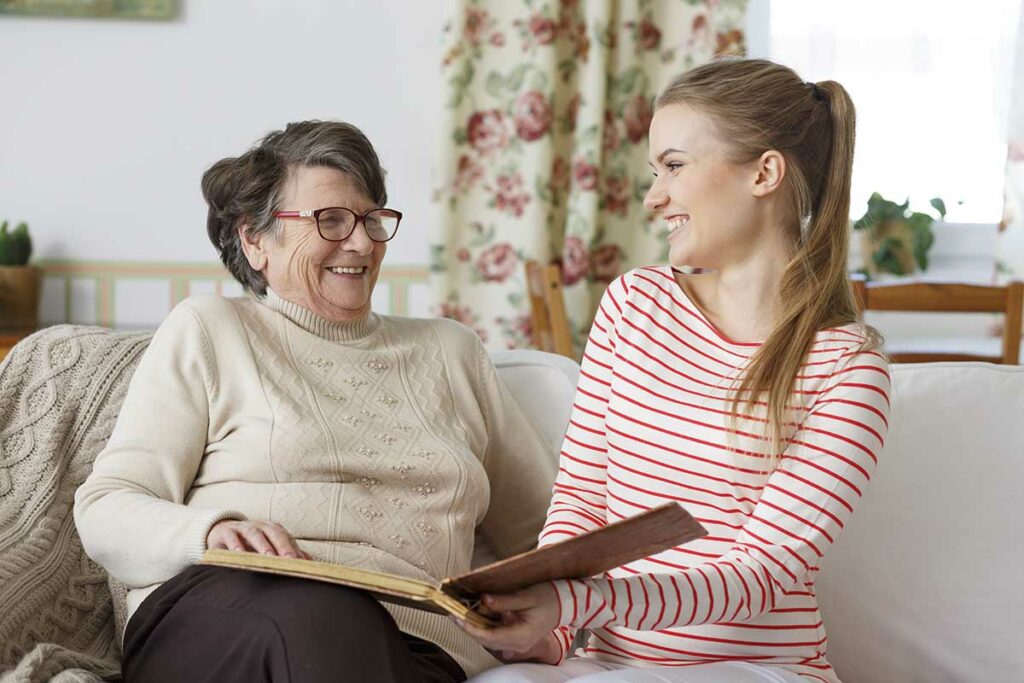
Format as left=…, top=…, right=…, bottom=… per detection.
left=817, top=362, right=1024, bottom=683
left=490, top=349, right=580, bottom=453
left=473, top=349, right=579, bottom=568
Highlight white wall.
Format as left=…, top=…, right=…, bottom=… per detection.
left=0, top=0, right=443, bottom=267
left=744, top=0, right=770, bottom=58
left=768, top=0, right=1019, bottom=224
left=0, top=2, right=771, bottom=328
left=0, top=1, right=777, bottom=268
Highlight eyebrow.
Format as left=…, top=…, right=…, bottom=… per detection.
left=649, top=147, right=688, bottom=167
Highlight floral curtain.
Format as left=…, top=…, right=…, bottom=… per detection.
left=431, top=0, right=747, bottom=352
left=998, top=5, right=1024, bottom=283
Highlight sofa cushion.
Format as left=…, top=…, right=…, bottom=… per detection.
left=0, top=326, right=151, bottom=680
left=490, top=349, right=580, bottom=453
left=471, top=350, right=580, bottom=569
left=817, top=362, right=1024, bottom=683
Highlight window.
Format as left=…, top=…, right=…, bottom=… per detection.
left=768, top=0, right=1020, bottom=223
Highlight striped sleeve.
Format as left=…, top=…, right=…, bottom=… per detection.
left=548, top=624, right=575, bottom=663
left=550, top=349, right=891, bottom=632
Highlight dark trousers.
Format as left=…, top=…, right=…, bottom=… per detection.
left=123, top=565, right=465, bottom=683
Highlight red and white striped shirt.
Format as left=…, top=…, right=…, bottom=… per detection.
left=542, top=266, right=890, bottom=683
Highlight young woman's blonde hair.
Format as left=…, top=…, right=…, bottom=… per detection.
left=655, top=58, right=882, bottom=464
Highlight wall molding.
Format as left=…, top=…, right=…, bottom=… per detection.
left=37, top=260, right=429, bottom=327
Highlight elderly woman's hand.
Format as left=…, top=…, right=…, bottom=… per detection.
left=454, top=582, right=561, bottom=663
left=207, top=519, right=311, bottom=559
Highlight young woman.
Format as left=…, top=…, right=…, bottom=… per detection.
left=458, top=58, right=891, bottom=683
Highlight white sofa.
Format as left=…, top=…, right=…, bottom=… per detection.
left=494, top=353, right=1024, bottom=683
left=2, top=330, right=1021, bottom=681
left=816, top=362, right=1024, bottom=682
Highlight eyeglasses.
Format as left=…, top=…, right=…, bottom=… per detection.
left=273, top=207, right=402, bottom=243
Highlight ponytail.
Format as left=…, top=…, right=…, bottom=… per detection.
left=732, top=80, right=875, bottom=463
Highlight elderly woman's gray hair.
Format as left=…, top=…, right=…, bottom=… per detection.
left=202, top=120, right=388, bottom=295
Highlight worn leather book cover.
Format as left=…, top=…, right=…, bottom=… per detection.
left=201, top=502, right=707, bottom=628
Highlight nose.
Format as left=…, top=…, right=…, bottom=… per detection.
left=340, top=219, right=375, bottom=255
left=643, top=176, right=668, bottom=212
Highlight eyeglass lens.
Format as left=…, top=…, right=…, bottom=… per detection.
left=317, top=208, right=399, bottom=242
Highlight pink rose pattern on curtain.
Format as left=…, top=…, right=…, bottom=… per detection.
left=431, top=0, right=747, bottom=351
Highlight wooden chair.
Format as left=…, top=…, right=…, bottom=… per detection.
left=851, top=278, right=1024, bottom=364
left=524, top=260, right=574, bottom=358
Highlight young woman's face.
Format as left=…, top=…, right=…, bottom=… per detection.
left=644, top=104, right=765, bottom=271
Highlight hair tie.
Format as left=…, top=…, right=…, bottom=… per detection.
left=808, top=82, right=824, bottom=102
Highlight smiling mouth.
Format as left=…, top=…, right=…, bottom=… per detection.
left=666, top=215, right=690, bottom=236
left=326, top=266, right=367, bottom=275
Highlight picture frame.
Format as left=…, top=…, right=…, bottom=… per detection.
left=0, top=0, right=178, bottom=20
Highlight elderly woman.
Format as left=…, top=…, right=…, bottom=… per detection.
left=74, top=120, right=556, bottom=683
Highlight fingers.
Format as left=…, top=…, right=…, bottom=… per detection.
left=482, top=590, right=538, bottom=613
left=238, top=524, right=278, bottom=555
left=453, top=584, right=562, bottom=656
left=468, top=630, right=559, bottom=664
left=261, top=522, right=305, bottom=559
left=499, top=633, right=560, bottom=664
left=223, top=530, right=247, bottom=552
left=207, top=521, right=249, bottom=552
left=482, top=582, right=557, bottom=612
left=207, top=520, right=310, bottom=559
left=454, top=616, right=543, bottom=655
left=498, top=648, right=539, bottom=663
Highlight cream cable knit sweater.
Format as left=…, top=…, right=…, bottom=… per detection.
left=73, top=291, right=556, bottom=677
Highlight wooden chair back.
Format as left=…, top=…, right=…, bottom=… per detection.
left=851, top=278, right=1024, bottom=364
left=524, top=260, right=574, bottom=358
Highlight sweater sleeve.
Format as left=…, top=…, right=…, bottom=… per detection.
left=549, top=348, right=891, bottom=632
left=474, top=340, right=559, bottom=560
left=74, top=301, right=244, bottom=588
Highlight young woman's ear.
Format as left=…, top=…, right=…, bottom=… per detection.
left=751, top=150, right=786, bottom=197
left=238, top=223, right=268, bottom=271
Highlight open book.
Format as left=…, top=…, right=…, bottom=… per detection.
left=201, top=502, right=707, bottom=628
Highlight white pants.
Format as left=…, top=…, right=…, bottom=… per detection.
left=468, top=659, right=808, bottom=683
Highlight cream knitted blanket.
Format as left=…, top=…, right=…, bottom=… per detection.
left=0, top=325, right=151, bottom=682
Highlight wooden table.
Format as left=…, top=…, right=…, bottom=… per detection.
left=0, top=328, right=34, bottom=362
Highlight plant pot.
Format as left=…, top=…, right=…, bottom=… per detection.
left=859, top=219, right=917, bottom=277
left=0, top=265, right=42, bottom=328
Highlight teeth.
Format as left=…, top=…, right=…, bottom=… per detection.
left=328, top=266, right=366, bottom=274
left=667, top=216, right=690, bottom=231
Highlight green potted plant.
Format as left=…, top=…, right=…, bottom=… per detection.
left=0, top=221, right=42, bottom=328
left=853, top=192, right=947, bottom=277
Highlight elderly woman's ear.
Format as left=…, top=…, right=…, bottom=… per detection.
left=238, top=223, right=268, bottom=272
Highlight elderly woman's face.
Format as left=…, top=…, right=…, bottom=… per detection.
left=244, top=165, right=386, bottom=322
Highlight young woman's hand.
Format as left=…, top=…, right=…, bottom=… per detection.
left=455, top=582, right=561, bottom=662
left=493, top=631, right=561, bottom=664
left=207, top=519, right=311, bottom=559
